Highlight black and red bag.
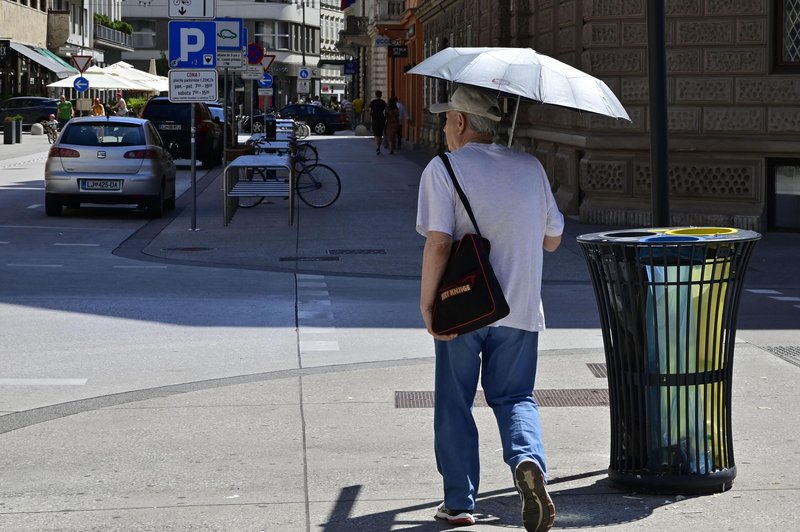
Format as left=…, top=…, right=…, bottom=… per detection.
left=431, top=154, right=510, bottom=335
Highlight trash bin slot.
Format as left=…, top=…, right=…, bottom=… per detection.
left=646, top=369, right=727, bottom=387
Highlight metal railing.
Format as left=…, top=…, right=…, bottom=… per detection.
left=93, top=24, right=132, bottom=49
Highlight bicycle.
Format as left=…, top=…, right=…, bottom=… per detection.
left=237, top=159, right=340, bottom=209
left=294, top=121, right=311, bottom=140
left=41, top=120, right=58, bottom=144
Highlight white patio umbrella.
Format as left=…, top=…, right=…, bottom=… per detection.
left=103, top=61, right=168, bottom=93
left=47, top=66, right=155, bottom=91
left=407, top=47, right=630, bottom=146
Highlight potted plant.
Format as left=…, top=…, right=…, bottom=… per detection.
left=3, top=115, right=22, bottom=144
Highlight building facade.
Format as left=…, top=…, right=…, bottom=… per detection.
left=121, top=0, right=345, bottom=111
left=346, top=0, right=800, bottom=232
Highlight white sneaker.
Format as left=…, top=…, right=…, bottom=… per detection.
left=434, top=502, right=475, bottom=526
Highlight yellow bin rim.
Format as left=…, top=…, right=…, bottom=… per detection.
left=666, top=227, right=739, bottom=236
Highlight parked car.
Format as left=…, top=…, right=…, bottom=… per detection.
left=206, top=102, right=236, bottom=146
left=44, top=116, right=177, bottom=218
left=139, top=97, right=223, bottom=167
left=278, top=104, right=350, bottom=135
left=0, top=96, right=59, bottom=129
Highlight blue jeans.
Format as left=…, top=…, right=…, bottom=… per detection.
left=434, top=326, right=546, bottom=511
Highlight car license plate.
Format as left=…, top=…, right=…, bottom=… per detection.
left=159, top=124, right=181, bottom=130
left=81, top=180, right=122, bottom=191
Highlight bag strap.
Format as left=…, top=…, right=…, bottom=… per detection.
left=438, top=153, right=481, bottom=237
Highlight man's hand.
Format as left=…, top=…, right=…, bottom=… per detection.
left=420, top=303, right=458, bottom=341
left=420, top=231, right=458, bottom=341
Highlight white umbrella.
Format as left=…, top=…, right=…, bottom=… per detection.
left=47, top=66, right=155, bottom=91
left=407, top=47, right=630, bottom=146
left=103, top=61, right=168, bottom=93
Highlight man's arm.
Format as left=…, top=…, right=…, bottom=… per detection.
left=543, top=234, right=561, bottom=252
left=420, top=230, right=457, bottom=341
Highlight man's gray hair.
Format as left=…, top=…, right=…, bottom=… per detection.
left=464, top=112, right=499, bottom=137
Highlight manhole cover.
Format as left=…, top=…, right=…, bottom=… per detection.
left=395, top=389, right=609, bottom=408
left=763, top=346, right=800, bottom=368
left=327, top=249, right=387, bottom=255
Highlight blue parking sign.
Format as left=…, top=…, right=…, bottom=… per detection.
left=169, top=21, right=217, bottom=68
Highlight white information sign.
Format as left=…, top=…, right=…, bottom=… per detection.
left=169, top=0, right=216, bottom=19
left=257, top=88, right=273, bottom=96
left=168, top=69, right=218, bottom=102
left=242, top=64, right=264, bottom=80
left=297, top=79, right=310, bottom=94
left=217, top=50, right=244, bottom=69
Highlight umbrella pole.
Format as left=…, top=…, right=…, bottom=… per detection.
left=507, top=95, right=520, bottom=148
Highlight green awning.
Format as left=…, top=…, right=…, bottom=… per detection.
left=35, top=47, right=78, bottom=76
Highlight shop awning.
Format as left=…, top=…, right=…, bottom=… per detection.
left=35, top=47, right=79, bottom=76
left=9, top=42, right=77, bottom=79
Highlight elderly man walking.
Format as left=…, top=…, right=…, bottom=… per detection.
left=416, top=85, right=564, bottom=532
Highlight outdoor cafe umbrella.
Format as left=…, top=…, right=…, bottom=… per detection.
left=47, top=66, right=155, bottom=91
left=407, top=47, right=630, bottom=146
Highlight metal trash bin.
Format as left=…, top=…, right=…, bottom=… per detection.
left=577, top=227, right=760, bottom=494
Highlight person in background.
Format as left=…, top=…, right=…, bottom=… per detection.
left=56, top=94, right=74, bottom=129
left=112, top=92, right=128, bottom=116
left=416, top=85, right=563, bottom=532
left=385, top=97, right=401, bottom=154
left=396, top=97, right=409, bottom=149
left=91, top=97, right=105, bottom=116
left=352, top=95, right=364, bottom=126
left=341, top=96, right=354, bottom=128
left=369, top=90, right=387, bottom=155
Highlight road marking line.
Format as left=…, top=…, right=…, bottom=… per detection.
left=0, top=241, right=9, bottom=245
left=298, top=290, right=329, bottom=296
left=53, top=243, right=101, bottom=247
left=747, top=289, right=782, bottom=294
left=770, top=296, right=800, bottom=302
left=298, top=282, right=327, bottom=288
left=0, top=187, right=45, bottom=191
left=0, top=378, right=87, bottom=386
left=299, top=300, right=332, bottom=306
left=6, top=263, right=63, bottom=268
left=301, top=327, right=336, bottom=334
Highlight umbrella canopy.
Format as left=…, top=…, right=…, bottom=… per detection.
left=103, top=61, right=168, bottom=93
left=47, top=66, right=156, bottom=91
left=407, top=47, right=630, bottom=121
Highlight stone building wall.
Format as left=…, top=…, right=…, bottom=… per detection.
left=414, top=0, right=800, bottom=230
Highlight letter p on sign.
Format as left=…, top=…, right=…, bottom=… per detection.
left=180, top=28, right=206, bottom=62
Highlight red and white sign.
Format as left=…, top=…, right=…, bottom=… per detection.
left=71, top=55, right=93, bottom=73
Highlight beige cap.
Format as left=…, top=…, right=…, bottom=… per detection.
left=429, top=86, right=502, bottom=122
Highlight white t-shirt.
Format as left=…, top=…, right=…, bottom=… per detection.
left=416, top=142, right=564, bottom=332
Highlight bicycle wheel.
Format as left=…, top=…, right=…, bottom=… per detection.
left=293, top=143, right=318, bottom=171
left=295, top=122, right=310, bottom=140
left=237, top=168, right=267, bottom=208
left=296, top=163, right=341, bottom=208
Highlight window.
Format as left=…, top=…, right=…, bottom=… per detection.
left=774, top=0, right=800, bottom=71
left=768, top=160, right=800, bottom=230
left=256, top=21, right=292, bottom=51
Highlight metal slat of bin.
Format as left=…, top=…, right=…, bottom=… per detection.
left=223, top=154, right=294, bottom=226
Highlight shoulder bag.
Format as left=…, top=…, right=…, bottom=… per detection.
left=431, top=154, right=510, bottom=335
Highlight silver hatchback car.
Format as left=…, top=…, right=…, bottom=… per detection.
left=44, top=116, right=177, bottom=218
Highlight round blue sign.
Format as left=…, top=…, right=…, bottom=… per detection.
left=73, top=76, right=89, bottom=92
left=257, top=72, right=273, bottom=88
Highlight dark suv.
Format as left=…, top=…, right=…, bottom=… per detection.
left=139, top=97, right=223, bottom=167
left=0, top=96, right=59, bottom=129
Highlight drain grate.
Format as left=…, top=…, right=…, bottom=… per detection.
left=327, top=249, right=387, bottom=255
left=279, top=256, right=339, bottom=262
left=587, top=363, right=608, bottom=378
left=762, top=346, right=800, bottom=369
left=162, top=247, right=214, bottom=252
left=395, top=389, right=609, bottom=408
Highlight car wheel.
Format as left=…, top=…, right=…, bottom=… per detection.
left=312, top=122, right=328, bottom=135
left=148, top=185, right=165, bottom=219
left=45, top=194, right=62, bottom=217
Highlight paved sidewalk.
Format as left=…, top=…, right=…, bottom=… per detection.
left=1, top=132, right=798, bottom=530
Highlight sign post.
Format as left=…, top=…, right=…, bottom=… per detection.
left=168, top=6, right=218, bottom=231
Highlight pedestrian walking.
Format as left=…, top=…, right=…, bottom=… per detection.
left=369, top=90, right=387, bottom=155
left=396, top=98, right=409, bottom=149
left=416, top=85, right=564, bottom=531
left=91, top=97, right=105, bottom=116
left=341, top=96, right=354, bottom=128
left=352, top=95, right=364, bottom=126
left=56, top=94, right=73, bottom=130
left=385, top=97, right=401, bottom=154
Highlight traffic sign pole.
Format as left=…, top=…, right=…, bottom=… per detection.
left=191, top=104, right=197, bottom=231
